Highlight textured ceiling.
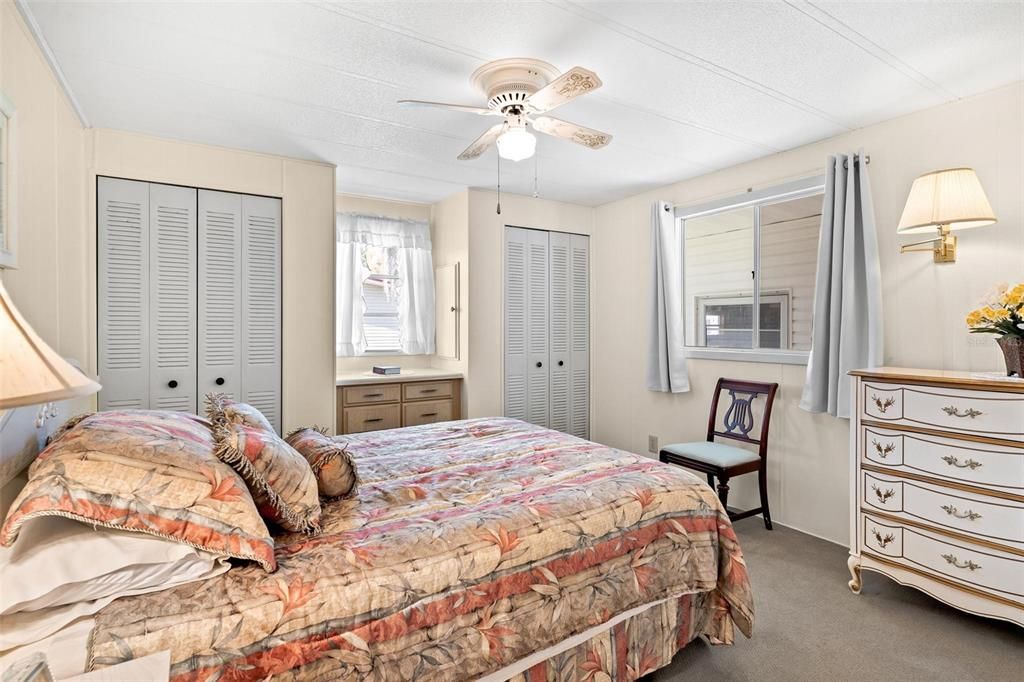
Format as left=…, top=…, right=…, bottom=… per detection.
left=24, top=1, right=1024, bottom=206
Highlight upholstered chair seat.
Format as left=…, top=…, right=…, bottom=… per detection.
left=660, top=441, right=760, bottom=469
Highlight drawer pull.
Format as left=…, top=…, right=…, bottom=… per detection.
left=871, top=484, right=895, bottom=504
left=872, top=529, right=895, bottom=548
left=871, top=439, right=895, bottom=458
left=941, top=504, right=982, bottom=521
left=941, top=553, right=981, bottom=571
left=421, top=412, right=438, bottom=417
left=941, top=405, right=982, bottom=419
left=420, top=389, right=438, bottom=394
left=872, top=395, right=896, bottom=413
left=364, top=418, right=383, bottom=423
left=941, top=455, right=982, bottom=470
left=364, top=393, right=385, bottom=398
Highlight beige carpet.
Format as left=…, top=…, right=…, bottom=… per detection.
left=651, top=518, right=1023, bottom=681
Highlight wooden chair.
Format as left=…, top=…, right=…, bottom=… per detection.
left=659, top=378, right=779, bottom=529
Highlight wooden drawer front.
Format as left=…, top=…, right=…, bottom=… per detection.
left=403, top=399, right=453, bottom=427
left=404, top=381, right=454, bottom=401
left=343, top=404, right=401, bottom=434
left=863, top=516, right=904, bottom=558
left=864, top=382, right=1024, bottom=441
left=903, top=481, right=1023, bottom=549
left=862, top=426, right=1024, bottom=492
left=863, top=472, right=904, bottom=513
left=343, top=384, right=401, bottom=405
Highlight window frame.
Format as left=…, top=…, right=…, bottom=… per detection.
left=696, top=291, right=791, bottom=350
left=676, top=175, right=825, bottom=365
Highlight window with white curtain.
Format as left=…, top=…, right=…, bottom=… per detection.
left=337, top=213, right=435, bottom=356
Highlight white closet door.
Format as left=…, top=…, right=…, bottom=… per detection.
left=548, top=232, right=572, bottom=433
left=241, top=195, right=281, bottom=432
left=148, top=183, right=198, bottom=413
left=98, top=177, right=150, bottom=411
left=198, top=190, right=243, bottom=402
left=569, top=234, right=590, bottom=439
left=526, top=229, right=550, bottom=428
left=504, top=227, right=529, bottom=422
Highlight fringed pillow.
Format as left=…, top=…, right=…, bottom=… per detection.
left=205, top=393, right=275, bottom=434
left=214, top=423, right=322, bottom=534
left=0, top=411, right=277, bottom=572
left=285, top=427, right=359, bottom=499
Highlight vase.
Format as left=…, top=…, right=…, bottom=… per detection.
left=996, top=336, right=1024, bottom=377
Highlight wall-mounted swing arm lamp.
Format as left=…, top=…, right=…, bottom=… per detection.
left=897, top=167, right=997, bottom=264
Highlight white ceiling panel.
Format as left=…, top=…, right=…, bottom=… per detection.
left=24, top=0, right=1024, bottom=206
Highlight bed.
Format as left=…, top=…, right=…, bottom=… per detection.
left=76, top=417, right=753, bottom=680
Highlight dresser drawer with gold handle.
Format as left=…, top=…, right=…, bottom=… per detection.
left=342, top=403, right=401, bottom=434
left=403, top=399, right=453, bottom=427
left=896, top=478, right=1023, bottom=550
left=403, top=381, right=454, bottom=401
left=343, top=384, right=402, bottom=405
left=872, top=384, right=1024, bottom=442
left=860, top=426, right=1023, bottom=493
left=900, top=525, right=1024, bottom=599
left=862, top=472, right=903, bottom=512
left=863, top=516, right=903, bottom=557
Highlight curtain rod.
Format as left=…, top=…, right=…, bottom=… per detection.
left=843, top=154, right=870, bottom=169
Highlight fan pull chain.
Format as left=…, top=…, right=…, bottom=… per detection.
left=496, top=152, right=502, bottom=215
left=533, top=151, right=539, bottom=198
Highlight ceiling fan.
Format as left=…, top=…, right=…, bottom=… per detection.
left=399, top=58, right=612, bottom=162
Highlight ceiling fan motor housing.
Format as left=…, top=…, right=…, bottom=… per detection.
left=470, top=58, right=560, bottom=113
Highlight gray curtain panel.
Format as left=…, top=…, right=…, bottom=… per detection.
left=647, top=200, right=690, bottom=393
left=800, top=151, right=883, bottom=418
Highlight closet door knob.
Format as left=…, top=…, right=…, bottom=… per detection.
left=450, top=306, right=456, bottom=312
left=536, top=361, right=543, bottom=368
left=215, top=377, right=225, bottom=386
left=557, top=360, right=564, bottom=367
left=167, top=380, right=178, bottom=389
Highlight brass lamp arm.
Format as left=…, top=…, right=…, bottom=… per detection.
left=899, top=235, right=943, bottom=253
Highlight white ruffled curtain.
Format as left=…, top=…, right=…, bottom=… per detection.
left=336, top=213, right=435, bottom=356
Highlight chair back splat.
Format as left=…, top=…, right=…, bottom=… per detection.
left=707, top=379, right=778, bottom=455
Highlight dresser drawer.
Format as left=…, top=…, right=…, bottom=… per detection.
left=343, top=384, right=401, bottom=405
left=862, top=382, right=1024, bottom=441
left=343, top=403, right=401, bottom=433
left=862, top=514, right=1024, bottom=600
left=862, top=426, right=1024, bottom=493
left=403, top=399, right=453, bottom=427
left=403, top=381, right=454, bottom=401
left=862, top=471, right=904, bottom=513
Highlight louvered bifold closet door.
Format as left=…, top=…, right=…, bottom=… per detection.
left=548, top=232, right=572, bottom=433
left=569, top=234, right=590, bottom=439
left=241, top=195, right=282, bottom=432
left=525, top=229, right=551, bottom=428
left=504, top=227, right=529, bottom=422
left=148, top=184, right=198, bottom=413
left=198, top=190, right=243, bottom=403
left=98, top=178, right=151, bottom=411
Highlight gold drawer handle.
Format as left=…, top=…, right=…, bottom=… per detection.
left=942, top=553, right=981, bottom=571
left=421, top=412, right=438, bottom=417
left=871, top=484, right=895, bottom=504
left=872, top=395, right=896, bottom=413
left=872, top=529, right=895, bottom=548
left=941, top=455, right=982, bottom=470
left=941, top=405, right=982, bottom=419
left=941, top=504, right=982, bottom=521
left=364, top=393, right=385, bottom=398
left=420, top=388, right=438, bottom=393
left=872, top=439, right=895, bottom=458
left=364, top=418, right=383, bottom=423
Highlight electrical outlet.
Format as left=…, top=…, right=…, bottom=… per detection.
left=648, top=435, right=658, bottom=454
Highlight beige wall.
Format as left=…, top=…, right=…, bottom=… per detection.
left=429, top=190, right=470, bottom=383
left=466, top=189, right=594, bottom=419
left=0, top=0, right=90, bottom=372
left=592, top=82, right=1024, bottom=544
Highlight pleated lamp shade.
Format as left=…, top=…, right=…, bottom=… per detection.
left=897, top=167, right=997, bottom=235
left=0, top=281, right=100, bottom=409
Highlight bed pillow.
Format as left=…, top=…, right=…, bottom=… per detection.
left=0, top=411, right=276, bottom=572
left=214, top=423, right=322, bottom=534
left=286, top=427, right=359, bottom=499
left=205, top=393, right=275, bottom=433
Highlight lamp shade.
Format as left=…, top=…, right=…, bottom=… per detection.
left=0, top=281, right=100, bottom=409
left=897, top=167, right=997, bottom=235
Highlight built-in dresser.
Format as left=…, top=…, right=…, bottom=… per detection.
left=848, top=367, right=1023, bottom=626
left=336, top=369, right=463, bottom=435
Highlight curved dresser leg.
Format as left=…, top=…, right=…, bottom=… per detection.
left=847, top=555, right=863, bottom=594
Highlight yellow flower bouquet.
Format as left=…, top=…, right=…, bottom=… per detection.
left=967, top=282, right=1024, bottom=377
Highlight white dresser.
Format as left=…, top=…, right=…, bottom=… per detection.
left=848, top=367, right=1023, bottom=627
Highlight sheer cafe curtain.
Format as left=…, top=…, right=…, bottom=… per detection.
left=336, top=213, right=435, bottom=356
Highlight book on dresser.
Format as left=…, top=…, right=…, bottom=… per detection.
left=847, top=367, right=1023, bottom=627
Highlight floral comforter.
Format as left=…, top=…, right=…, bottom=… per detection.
left=89, top=418, right=753, bottom=680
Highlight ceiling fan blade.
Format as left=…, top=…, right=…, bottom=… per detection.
left=397, top=99, right=500, bottom=116
left=525, top=67, right=602, bottom=113
left=458, top=123, right=507, bottom=160
left=531, top=116, right=612, bottom=150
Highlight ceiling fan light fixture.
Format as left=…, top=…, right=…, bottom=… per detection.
left=496, top=127, right=536, bottom=162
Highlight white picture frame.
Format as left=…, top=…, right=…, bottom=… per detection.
left=0, top=90, right=16, bottom=269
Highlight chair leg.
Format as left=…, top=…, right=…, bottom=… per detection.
left=716, top=476, right=730, bottom=512
left=706, top=472, right=715, bottom=489
left=758, top=468, right=773, bottom=530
